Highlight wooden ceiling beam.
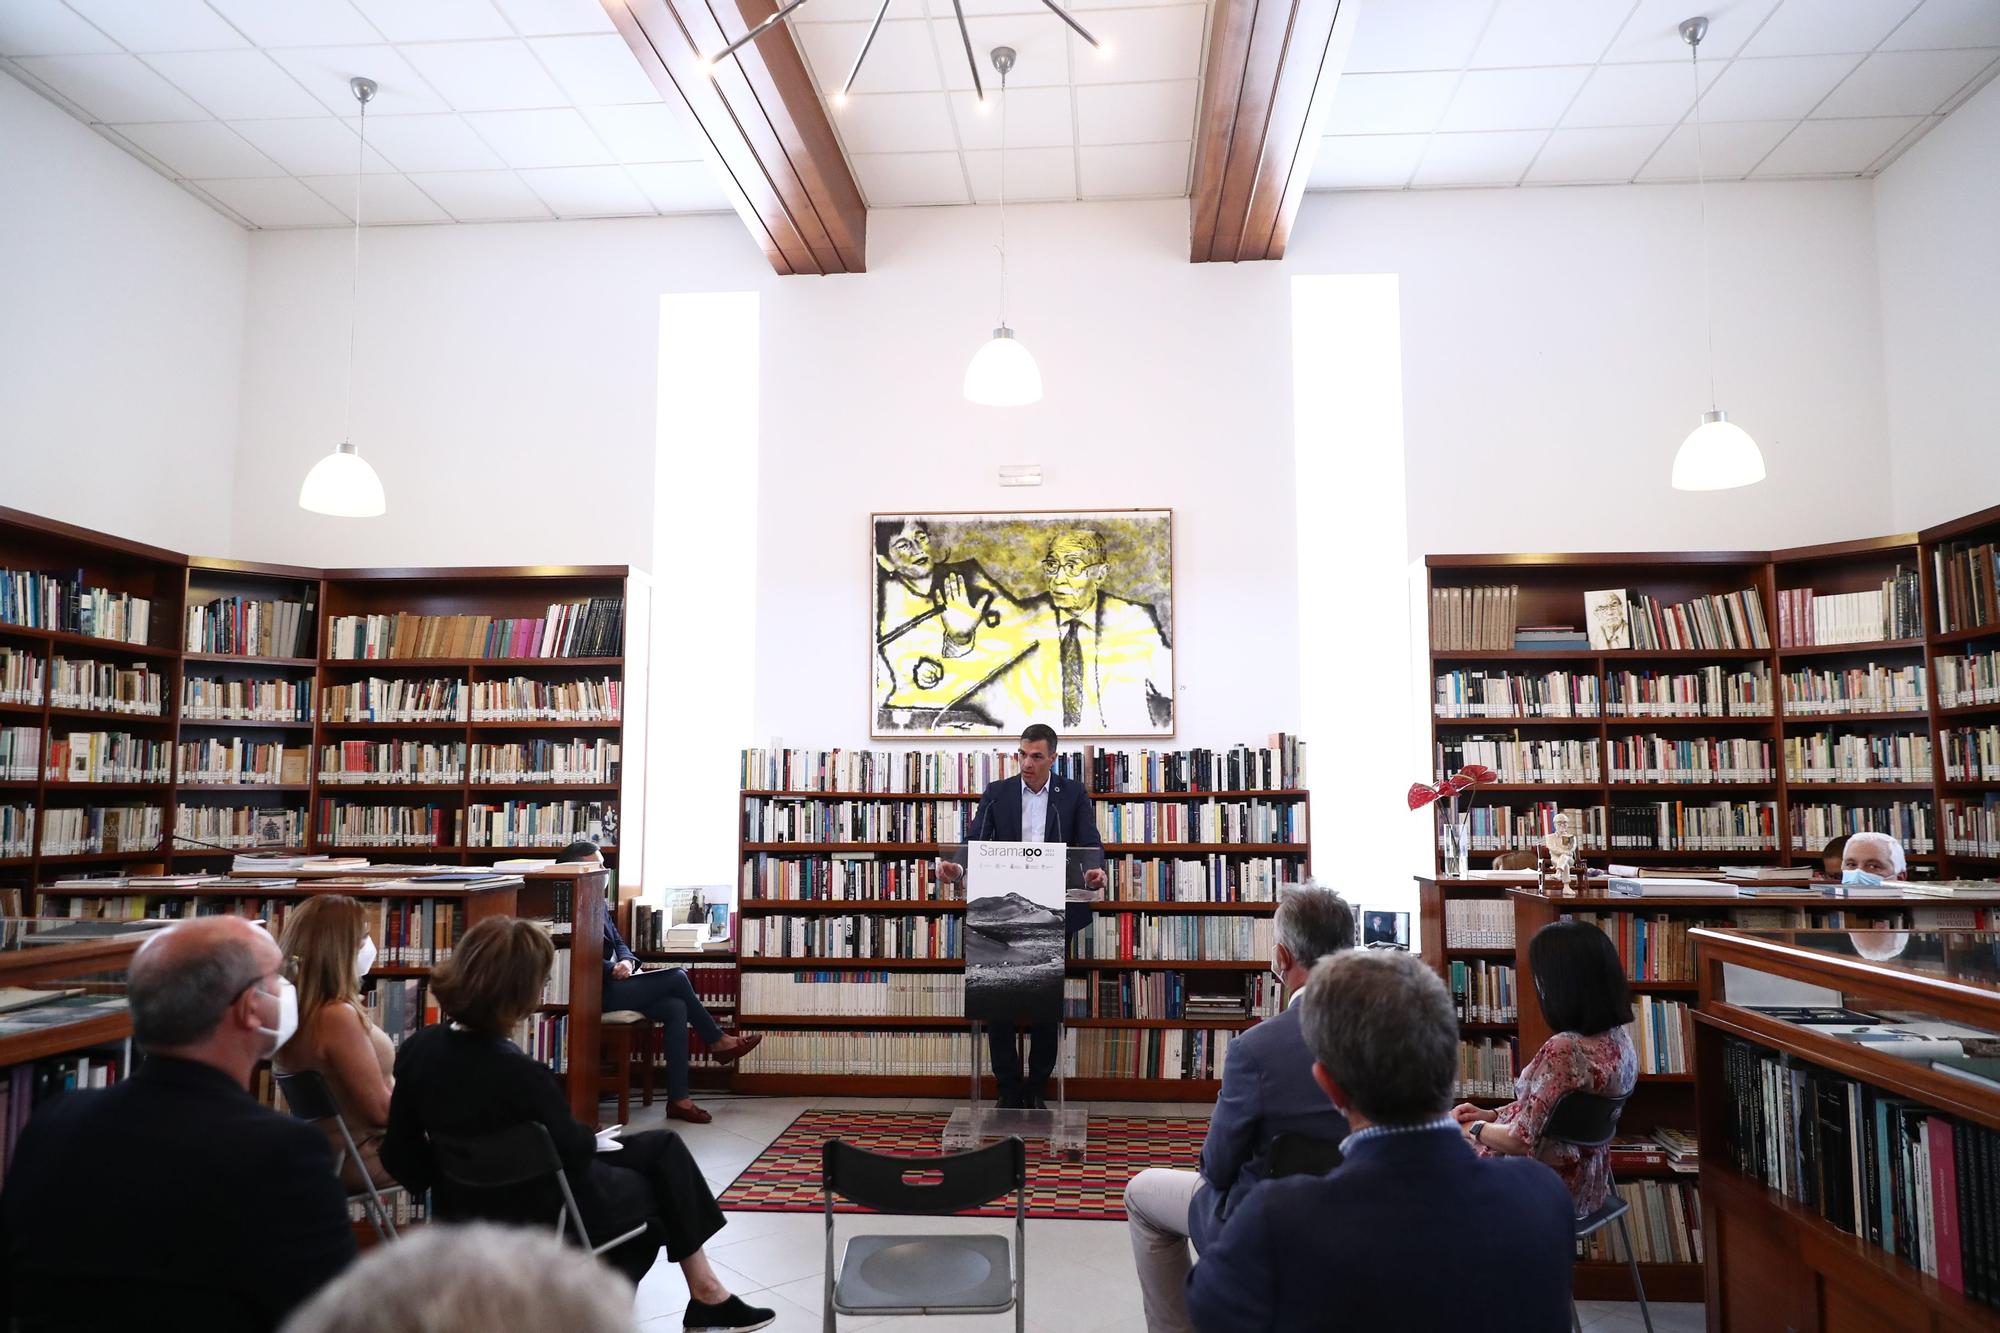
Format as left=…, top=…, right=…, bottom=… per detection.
left=605, top=0, right=866, bottom=275
left=1189, top=0, right=1351, bottom=263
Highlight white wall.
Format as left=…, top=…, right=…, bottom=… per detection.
left=1875, top=76, right=2000, bottom=535
left=0, top=72, right=246, bottom=553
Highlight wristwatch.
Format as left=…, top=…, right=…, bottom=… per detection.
left=1470, top=1120, right=1486, bottom=1144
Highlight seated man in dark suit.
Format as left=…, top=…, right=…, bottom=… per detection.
left=1123, top=882, right=1355, bottom=1333
left=1187, top=950, right=1575, bottom=1333
left=0, top=915, right=357, bottom=1333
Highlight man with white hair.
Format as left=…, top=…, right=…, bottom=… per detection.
left=1841, top=830, right=1908, bottom=884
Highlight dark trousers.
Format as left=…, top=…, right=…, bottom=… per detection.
left=987, top=1022, right=1060, bottom=1104
left=592, top=1128, right=727, bottom=1283
left=603, top=967, right=726, bottom=1100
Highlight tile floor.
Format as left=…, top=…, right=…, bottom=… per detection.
left=616, top=1093, right=1705, bottom=1332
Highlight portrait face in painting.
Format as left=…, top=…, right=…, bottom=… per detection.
left=1043, top=530, right=1108, bottom=613
left=878, top=520, right=936, bottom=583
left=1590, top=593, right=1628, bottom=641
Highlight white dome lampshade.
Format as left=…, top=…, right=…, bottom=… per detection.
left=963, top=326, right=1042, bottom=406
left=299, top=441, right=387, bottom=517
left=1671, top=410, right=1765, bottom=492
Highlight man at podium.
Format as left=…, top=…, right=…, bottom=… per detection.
left=941, top=722, right=1105, bottom=1108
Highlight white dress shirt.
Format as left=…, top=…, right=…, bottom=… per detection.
left=1020, top=776, right=1050, bottom=845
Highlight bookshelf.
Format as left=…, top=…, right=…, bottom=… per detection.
left=731, top=741, right=1307, bottom=1100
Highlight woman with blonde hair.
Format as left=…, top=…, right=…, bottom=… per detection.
left=276, top=893, right=396, bottom=1188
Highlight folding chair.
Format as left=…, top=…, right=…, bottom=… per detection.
left=820, top=1136, right=1028, bottom=1333
left=1263, top=1131, right=1344, bottom=1179
left=274, top=1069, right=401, bottom=1243
left=1540, top=1091, right=1653, bottom=1333
left=429, top=1122, right=649, bottom=1258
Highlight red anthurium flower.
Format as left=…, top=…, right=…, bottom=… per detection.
left=1456, top=764, right=1499, bottom=786
left=1407, top=783, right=1440, bottom=811
left=1437, top=774, right=1472, bottom=797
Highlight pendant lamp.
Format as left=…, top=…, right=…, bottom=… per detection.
left=1670, top=16, right=1764, bottom=492
left=299, top=75, right=387, bottom=518
left=963, top=47, right=1043, bottom=407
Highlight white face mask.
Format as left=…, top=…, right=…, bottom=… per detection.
left=356, top=935, right=377, bottom=978
left=257, top=976, right=300, bottom=1057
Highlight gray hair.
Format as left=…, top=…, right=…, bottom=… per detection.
left=1274, top=882, right=1355, bottom=969
left=280, top=1224, right=637, bottom=1333
left=1844, top=830, right=1906, bottom=876
left=129, top=926, right=263, bottom=1048
left=1298, top=950, right=1457, bottom=1125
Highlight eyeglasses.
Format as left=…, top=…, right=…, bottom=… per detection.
left=231, top=956, right=299, bottom=1003
left=1041, top=558, right=1105, bottom=578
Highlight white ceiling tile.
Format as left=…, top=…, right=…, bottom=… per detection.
left=529, top=34, right=662, bottom=104
left=1471, top=0, right=1630, bottom=67
left=0, top=1, right=119, bottom=56
left=517, top=163, right=653, bottom=214
left=849, top=150, right=970, bottom=204
left=14, top=53, right=210, bottom=121
left=1634, top=117, right=1791, bottom=177
left=965, top=144, right=1076, bottom=200
left=1072, top=6, right=1205, bottom=85
left=1325, top=71, right=1461, bottom=135
left=143, top=50, right=327, bottom=120
left=1075, top=138, right=1187, bottom=194
left=361, top=112, right=506, bottom=170
left=1741, top=0, right=1921, bottom=57
left=1411, top=128, right=1545, bottom=184
left=1697, top=53, right=1861, bottom=118
left=786, top=0, right=918, bottom=22
left=1881, top=0, right=2000, bottom=50
left=1074, top=79, right=1195, bottom=144
left=404, top=168, right=553, bottom=218
left=1604, top=0, right=1779, bottom=63
left=1522, top=124, right=1670, bottom=182
left=949, top=86, right=1075, bottom=149
left=1345, top=0, right=1496, bottom=73
left=462, top=106, right=613, bottom=166
left=272, top=46, right=453, bottom=116
left=401, top=39, right=568, bottom=111
left=794, top=20, right=940, bottom=94
left=954, top=0, right=1049, bottom=16
left=302, top=172, right=454, bottom=222
left=1812, top=47, right=1997, bottom=116
left=1070, top=0, right=1191, bottom=11
left=579, top=103, right=706, bottom=162
left=196, top=175, right=350, bottom=225
left=1753, top=113, right=1923, bottom=172
left=492, top=0, right=619, bottom=35
left=63, top=0, right=248, bottom=52
left=830, top=91, right=959, bottom=152
left=111, top=119, right=286, bottom=177
left=1562, top=60, right=1721, bottom=126
left=1438, top=66, right=1590, bottom=131
left=230, top=116, right=397, bottom=173
left=626, top=161, right=735, bottom=212
left=349, top=0, right=513, bottom=43
left=1306, top=133, right=1428, bottom=188
left=205, top=0, right=384, bottom=48
left=936, top=14, right=1069, bottom=90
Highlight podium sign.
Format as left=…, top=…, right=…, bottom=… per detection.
left=963, top=839, right=1068, bottom=1024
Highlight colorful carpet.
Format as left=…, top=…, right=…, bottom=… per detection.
left=719, top=1109, right=1206, bottom=1221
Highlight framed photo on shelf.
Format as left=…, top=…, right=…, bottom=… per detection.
left=1584, top=588, right=1633, bottom=650
left=870, top=509, right=1176, bottom=739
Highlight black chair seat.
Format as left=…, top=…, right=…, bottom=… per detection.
left=1574, top=1193, right=1630, bottom=1240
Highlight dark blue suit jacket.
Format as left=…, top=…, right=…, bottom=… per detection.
left=1189, top=1002, right=1350, bottom=1253
left=1186, top=1123, right=1575, bottom=1333
left=969, top=774, right=1100, bottom=935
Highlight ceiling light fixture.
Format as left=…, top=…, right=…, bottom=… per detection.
left=298, top=75, right=387, bottom=518
left=1670, top=16, right=1765, bottom=493
left=963, top=47, right=1042, bottom=407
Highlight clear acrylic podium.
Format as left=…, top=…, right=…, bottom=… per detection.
left=936, top=842, right=1103, bottom=1162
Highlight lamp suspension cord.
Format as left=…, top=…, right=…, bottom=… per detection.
left=998, top=65, right=1009, bottom=328
left=1690, top=32, right=1716, bottom=412
left=345, top=88, right=366, bottom=446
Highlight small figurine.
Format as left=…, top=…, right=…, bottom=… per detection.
left=1544, top=813, right=1580, bottom=897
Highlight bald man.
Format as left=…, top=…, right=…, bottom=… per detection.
left=0, top=916, right=357, bottom=1333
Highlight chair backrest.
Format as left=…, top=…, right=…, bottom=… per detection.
left=1264, top=1132, right=1344, bottom=1179
left=274, top=1068, right=342, bottom=1123
left=822, top=1137, right=1027, bottom=1216
left=1538, top=1091, right=1628, bottom=1150
left=431, top=1121, right=568, bottom=1190
left=1492, top=851, right=1538, bottom=871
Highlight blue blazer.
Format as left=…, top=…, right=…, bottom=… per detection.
left=1186, top=1124, right=1575, bottom=1333
left=968, top=775, right=1099, bottom=935
left=1189, top=1003, right=1350, bottom=1253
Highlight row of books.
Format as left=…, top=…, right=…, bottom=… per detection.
left=1444, top=899, right=1515, bottom=949
left=1606, top=801, right=1778, bottom=852
left=0, top=1045, right=131, bottom=1186
left=1101, top=855, right=1306, bottom=902
left=1630, top=995, right=1693, bottom=1074
left=464, top=800, right=611, bottom=848
left=737, top=850, right=1307, bottom=904
left=1438, top=664, right=1950, bottom=720
left=326, top=599, right=624, bottom=661
left=1061, top=1027, right=1237, bottom=1080
left=1577, top=1180, right=1702, bottom=1265
left=739, top=914, right=962, bottom=960
left=36, top=804, right=160, bottom=856
left=1429, top=585, right=1518, bottom=651
left=733, top=1027, right=1244, bottom=1080
left=1083, top=737, right=1307, bottom=793
left=1065, top=970, right=1280, bottom=1021
left=537, top=932, right=572, bottom=1005
left=0, top=647, right=40, bottom=705
left=1072, top=915, right=1274, bottom=962
left=184, top=595, right=314, bottom=658
left=1434, top=738, right=1600, bottom=784
left=318, top=741, right=464, bottom=784
left=740, top=747, right=1081, bottom=795
left=181, top=675, right=310, bottom=722
left=1607, top=1125, right=1700, bottom=1175
left=1574, top=912, right=1712, bottom=981
left=742, top=970, right=964, bottom=1017
left=49, top=657, right=164, bottom=715
left=1457, top=1036, right=1516, bottom=1097
left=1608, top=587, right=1772, bottom=652
left=510, top=1011, right=569, bottom=1072
left=292, top=676, right=629, bottom=725
left=1785, top=731, right=1932, bottom=783
left=741, top=798, right=974, bottom=846
left=173, top=804, right=307, bottom=849
left=0, top=727, right=36, bottom=781
left=1776, top=572, right=1922, bottom=647
left=1606, top=665, right=1770, bottom=717
left=1935, top=649, right=2000, bottom=709
left=1460, top=803, right=1602, bottom=853
left=674, top=961, right=738, bottom=1007
left=177, top=739, right=301, bottom=785
left=1788, top=801, right=1934, bottom=853
left=356, top=976, right=431, bottom=1050
left=471, top=677, right=621, bottom=722
left=738, top=853, right=943, bottom=903
left=1434, top=668, right=1600, bottom=718
left=1606, top=735, right=1775, bottom=784
left=1942, top=797, right=2000, bottom=857
left=316, top=802, right=457, bottom=848
left=1090, top=800, right=1308, bottom=845
left=1448, top=959, right=1516, bottom=1023
left=0, top=569, right=152, bottom=646
left=1780, top=662, right=1928, bottom=714
left=44, top=732, right=170, bottom=784
left=1933, top=538, right=2000, bottom=635
left=1941, top=724, right=2000, bottom=781
left=322, top=678, right=464, bottom=722
left=0, top=806, right=29, bottom=858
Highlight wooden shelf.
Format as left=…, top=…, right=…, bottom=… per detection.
left=1605, top=714, right=1775, bottom=726
left=740, top=788, right=1310, bottom=800
left=468, top=782, right=619, bottom=792
left=734, top=897, right=1278, bottom=914
left=1783, top=780, right=1934, bottom=791
left=1432, top=715, right=1605, bottom=726
left=41, top=780, right=170, bottom=791
left=735, top=957, right=1269, bottom=972
left=177, top=716, right=314, bottom=729
left=1927, top=622, right=2000, bottom=646
left=182, top=652, right=316, bottom=667
left=738, top=841, right=1309, bottom=854
left=471, top=719, right=622, bottom=730
left=1431, top=649, right=1601, bottom=662
left=36, top=848, right=166, bottom=864
left=318, top=782, right=466, bottom=793
left=1780, top=709, right=1929, bottom=724
left=1636, top=1072, right=1695, bottom=1083
left=317, top=656, right=624, bottom=667
left=1610, top=647, right=1771, bottom=661
left=1934, top=699, right=2000, bottom=718
left=1608, top=781, right=1778, bottom=791
left=177, top=782, right=312, bottom=793
left=736, top=1014, right=1262, bottom=1031
left=1776, top=638, right=1925, bottom=658
left=317, top=719, right=468, bottom=730
left=44, top=705, right=170, bottom=723
left=1444, top=946, right=1516, bottom=956
left=15, top=627, right=177, bottom=660
left=1573, top=1260, right=1705, bottom=1304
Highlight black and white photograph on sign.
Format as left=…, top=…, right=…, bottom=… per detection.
left=964, top=845, right=1067, bottom=1025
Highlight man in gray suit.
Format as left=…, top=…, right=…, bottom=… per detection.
left=1122, top=883, right=1355, bottom=1333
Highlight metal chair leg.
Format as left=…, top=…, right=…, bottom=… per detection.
left=1616, top=1213, right=1653, bottom=1333
left=823, top=1189, right=837, bottom=1333
left=1571, top=1301, right=1584, bottom=1333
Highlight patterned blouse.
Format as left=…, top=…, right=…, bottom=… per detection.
left=1481, top=1025, right=1637, bottom=1216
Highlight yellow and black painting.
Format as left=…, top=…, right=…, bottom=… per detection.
left=872, top=509, right=1174, bottom=738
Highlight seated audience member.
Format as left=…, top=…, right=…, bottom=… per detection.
left=1123, top=883, right=1355, bottom=1333
left=0, top=916, right=357, bottom=1332
left=282, top=1223, right=637, bottom=1333
left=1840, top=830, right=1908, bottom=883
left=558, top=840, right=760, bottom=1124
left=1818, top=834, right=1850, bottom=880
left=1186, top=951, right=1573, bottom=1333
left=380, top=917, right=773, bottom=1333
left=276, top=894, right=397, bottom=1187
left=1454, top=919, right=1637, bottom=1215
